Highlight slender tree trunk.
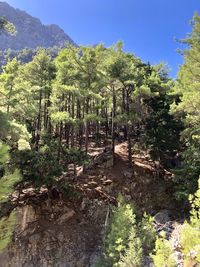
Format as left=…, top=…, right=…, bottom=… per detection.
left=58, top=122, right=63, bottom=161
left=77, top=99, right=83, bottom=148
left=96, top=103, right=100, bottom=144
left=47, top=91, right=52, bottom=135
left=111, top=85, right=116, bottom=156
left=122, top=87, right=127, bottom=140
left=6, top=85, right=13, bottom=114
left=127, top=123, right=132, bottom=168
left=44, top=91, right=51, bottom=132
left=36, top=89, right=42, bottom=150
left=71, top=94, right=75, bottom=148
left=126, top=88, right=132, bottom=168
left=85, top=97, right=89, bottom=155
left=105, top=107, right=109, bottom=139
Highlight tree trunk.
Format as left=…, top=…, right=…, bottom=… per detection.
left=127, top=124, right=132, bottom=168
left=71, top=94, right=75, bottom=148
left=85, top=97, right=89, bottom=155
left=35, top=89, right=42, bottom=150
left=122, top=87, right=127, bottom=140
left=6, top=85, right=13, bottom=114
left=126, top=87, right=132, bottom=168
left=111, top=85, right=116, bottom=156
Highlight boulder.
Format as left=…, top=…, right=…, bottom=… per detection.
left=154, top=209, right=170, bottom=224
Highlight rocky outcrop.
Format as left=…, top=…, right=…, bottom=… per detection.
left=0, top=2, right=75, bottom=51
left=0, top=198, right=107, bottom=267
left=84, top=149, right=114, bottom=172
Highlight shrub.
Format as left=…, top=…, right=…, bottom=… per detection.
left=11, top=148, right=63, bottom=185
left=117, top=229, right=143, bottom=267
left=139, top=212, right=156, bottom=253
left=180, top=177, right=200, bottom=266
left=151, top=234, right=176, bottom=267
left=0, top=169, right=21, bottom=202
left=189, top=176, right=200, bottom=228
left=180, top=223, right=200, bottom=266
left=0, top=211, right=16, bottom=251
left=104, top=196, right=143, bottom=266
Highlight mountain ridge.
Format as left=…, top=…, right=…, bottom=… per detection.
left=0, top=1, right=76, bottom=50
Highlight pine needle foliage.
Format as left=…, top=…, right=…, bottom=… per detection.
left=104, top=196, right=143, bottom=266
left=0, top=211, right=16, bottom=252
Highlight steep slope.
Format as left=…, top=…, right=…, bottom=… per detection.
left=0, top=1, right=75, bottom=50
left=0, top=142, right=181, bottom=267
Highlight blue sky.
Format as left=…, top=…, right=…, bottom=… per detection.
left=3, top=0, right=200, bottom=77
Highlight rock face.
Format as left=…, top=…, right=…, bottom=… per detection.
left=0, top=2, right=75, bottom=51
left=0, top=199, right=107, bottom=267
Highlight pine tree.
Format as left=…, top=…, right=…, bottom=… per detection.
left=172, top=12, right=200, bottom=195
left=105, top=196, right=143, bottom=266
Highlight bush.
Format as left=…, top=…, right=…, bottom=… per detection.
left=0, top=169, right=21, bottom=202
left=0, top=211, right=16, bottom=251
left=180, top=223, right=200, bottom=265
left=139, top=212, right=156, bottom=253
left=11, top=148, right=63, bottom=185
left=0, top=142, right=22, bottom=202
left=151, top=234, right=176, bottom=267
left=189, top=176, right=200, bottom=228
left=117, top=229, right=143, bottom=267
left=104, top=196, right=143, bottom=266
left=180, top=177, right=200, bottom=266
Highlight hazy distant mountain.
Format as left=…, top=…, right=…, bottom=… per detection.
left=0, top=1, right=76, bottom=51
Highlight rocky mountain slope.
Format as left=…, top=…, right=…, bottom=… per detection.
left=0, top=1, right=75, bottom=51
left=0, top=142, right=182, bottom=267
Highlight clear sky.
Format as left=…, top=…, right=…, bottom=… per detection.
left=3, top=0, right=200, bottom=77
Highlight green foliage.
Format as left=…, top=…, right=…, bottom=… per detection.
left=180, top=223, right=200, bottom=265
left=0, top=111, right=30, bottom=146
left=101, top=200, right=157, bottom=267
left=9, top=120, right=31, bottom=143
left=0, top=142, right=9, bottom=165
left=11, top=139, right=87, bottom=186
left=0, top=211, right=16, bottom=252
left=173, top=128, right=200, bottom=199
left=139, top=212, right=156, bottom=253
left=0, top=169, right=21, bottom=202
left=55, top=179, right=74, bottom=197
left=189, top=177, right=200, bottom=227
left=179, top=179, right=200, bottom=266
left=66, top=148, right=87, bottom=165
left=104, top=196, right=143, bottom=266
left=145, top=94, right=183, bottom=164
left=117, top=230, right=143, bottom=267
left=51, top=111, right=71, bottom=123
left=171, top=12, right=200, bottom=197
left=17, top=138, right=31, bottom=151
left=84, top=113, right=104, bottom=123
left=0, top=111, right=10, bottom=139
left=0, top=17, right=16, bottom=35
left=0, top=142, right=22, bottom=202
left=105, top=196, right=137, bottom=264
left=12, top=146, right=63, bottom=185
left=151, top=234, right=176, bottom=267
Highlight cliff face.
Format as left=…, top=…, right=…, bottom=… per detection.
left=0, top=200, right=105, bottom=267
left=0, top=2, right=75, bottom=51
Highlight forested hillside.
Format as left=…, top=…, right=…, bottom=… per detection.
left=0, top=9, right=200, bottom=267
